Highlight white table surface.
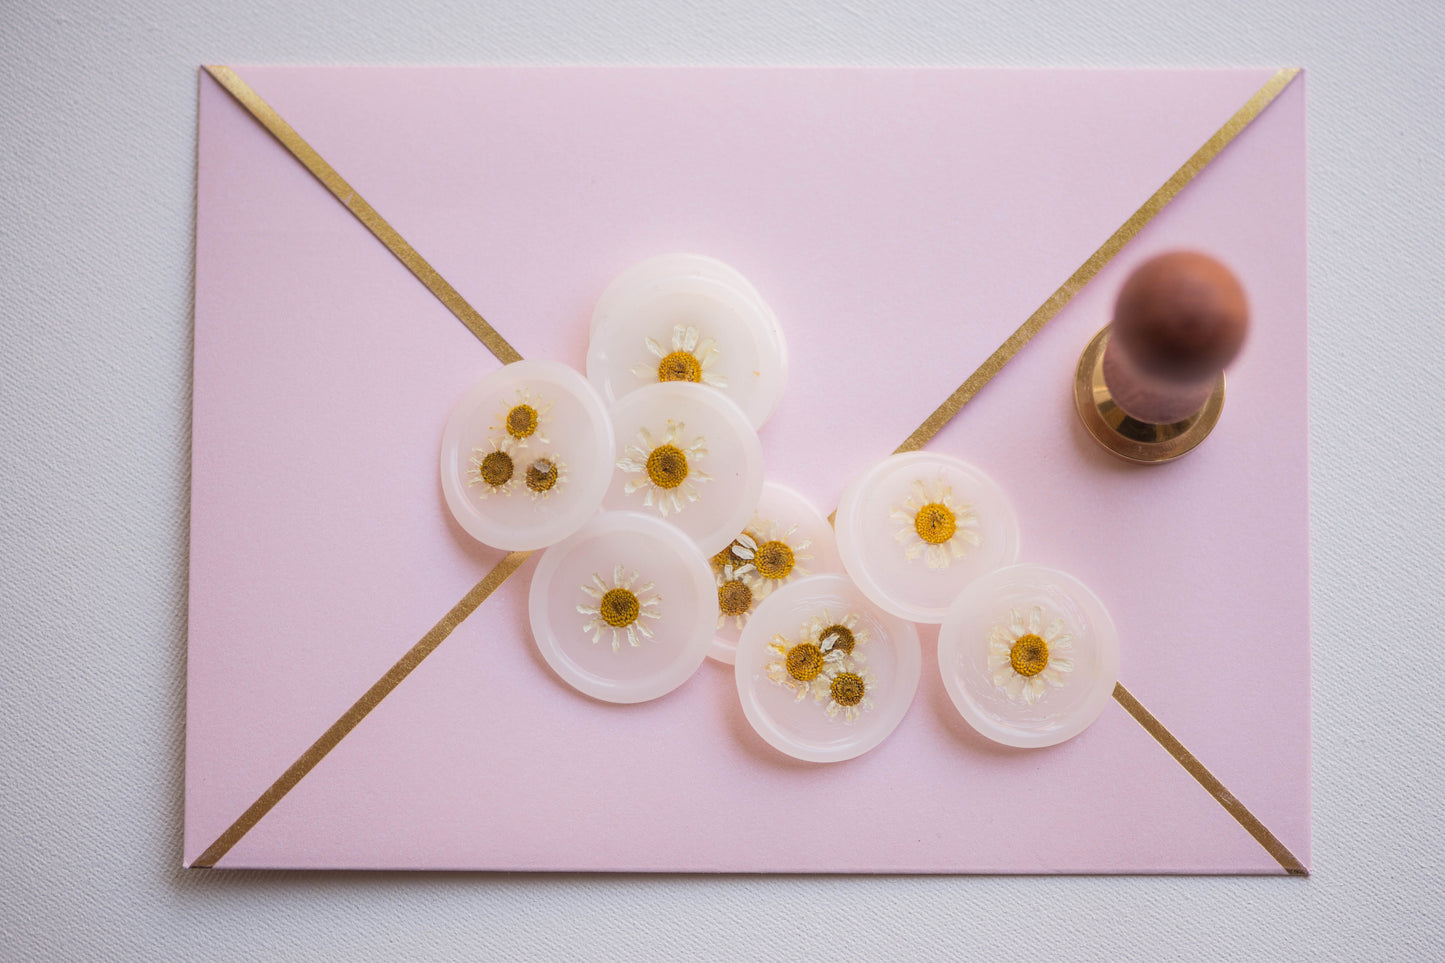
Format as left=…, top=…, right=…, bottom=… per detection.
left=2, top=0, right=1441, bottom=959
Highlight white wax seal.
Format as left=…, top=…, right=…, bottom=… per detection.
left=528, top=511, right=716, bottom=704
left=937, top=563, right=1120, bottom=748
left=734, top=573, right=921, bottom=763
left=707, top=481, right=842, bottom=665
left=587, top=253, right=787, bottom=429
left=834, top=451, right=1019, bottom=623
left=603, top=381, right=764, bottom=556
left=440, top=360, right=614, bottom=551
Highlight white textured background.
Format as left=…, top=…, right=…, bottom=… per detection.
left=2, top=0, right=1442, bottom=959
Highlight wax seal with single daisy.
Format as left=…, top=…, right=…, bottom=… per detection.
left=586, top=253, right=787, bottom=429
left=734, top=573, right=921, bottom=763
left=528, top=511, right=716, bottom=703
left=440, top=360, right=614, bottom=551
left=602, top=381, right=764, bottom=556
left=936, top=563, right=1120, bottom=748
left=834, top=451, right=1020, bottom=623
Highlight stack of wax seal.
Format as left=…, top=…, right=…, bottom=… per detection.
left=442, top=254, right=788, bottom=706
left=442, top=249, right=1245, bottom=760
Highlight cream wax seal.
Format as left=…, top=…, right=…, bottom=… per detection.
left=441, top=360, right=614, bottom=552
left=734, top=573, right=921, bottom=763
left=529, top=511, right=716, bottom=704
left=587, top=253, right=786, bottom=429
left=602, top=381, right=764, bottom=556
left=835, top=451, right=1020, bottom=623
left=937, top=564, right=1120, bottom=748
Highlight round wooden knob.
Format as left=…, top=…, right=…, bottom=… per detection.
left=1102, top=252, right=1249, bottom=424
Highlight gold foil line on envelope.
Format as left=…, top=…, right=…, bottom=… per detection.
left=192, top=68, right=1303, bottom=872
left=189, top=551, right=532, bottom=868
left=1114, top=683, right=1308, bottom=875
left=896, top=67, right=1300, bottom=454
left=202, top=65, right=523, bottom=365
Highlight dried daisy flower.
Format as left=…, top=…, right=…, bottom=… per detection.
left=491, top=388, right=552, bottom=449
left=467, top=438, right=518, bottom=498
left=765, top=623, right=846, bottom=703
left=890, top=474, right=980, bottom=568
left=617, top=420, right=712, bottom=516
left=632, top=324, right=727, bottom=388
left=987, top=604, right=1075, bottom=705
left=734, top=519, right=812, bottom=602
left=577, top=564, right=662, bottom=653
left=523, top=454, right=568, bottom=500
left=823, top=665, right=876, bottom=724
left=715, top=562, right=757, bottom=630
left=806, top=609, right=869, bottom=665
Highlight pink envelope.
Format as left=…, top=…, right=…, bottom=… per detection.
left=187, top=66, right=1309, bottom=872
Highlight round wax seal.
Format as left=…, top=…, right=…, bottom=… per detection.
left=528, top=511, right=716, bottom=703
left=587, top=253, right=787, bottom=429
left=936, top=563, right=1120, bottom=748
left=440, top=360, right=614, bottom=551
left=734, top=573, right=921, bottom=763
left=834, top=451, right=1019, bottom=623
left=603, top=381, right=764, bottom=556
left=707, top=482, right=842, bottom=665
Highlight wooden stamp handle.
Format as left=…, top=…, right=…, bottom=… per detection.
left=1102, top=252, right=1248, bottom=424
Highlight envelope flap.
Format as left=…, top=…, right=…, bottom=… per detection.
left=230, top=66, right=1279, bottom=507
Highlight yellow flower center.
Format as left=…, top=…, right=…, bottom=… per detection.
left=717, top=579, right=752, bottom=617
left=785, top=643, right=825, bottom=682
left=754, top=540, right=795, bottom=580
left=599, top=588, right=641, bottom=628
left=657, top=350, right=703, bottom=383
left=526, top=458, right=559, bottom=493
left=1009, top=633, right=1049, bottom=677
left=830, top=672, right=866, bottom=707
left=506, top=404, right=539, bottom=439
left=914, top=502, right=957, bottom=545
left=820, top=624, right=855, bottom=654
left=478, top=450, right=514, bottom=487
left=645, top=444, right=689, bottom=489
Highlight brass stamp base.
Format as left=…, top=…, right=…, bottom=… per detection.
left=1073, top=326, right=1225, bottom=464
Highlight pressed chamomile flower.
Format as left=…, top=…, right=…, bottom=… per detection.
left=467, top=438, right=518, bottom=497
left=732, top=519, right=812, bottom=601
left=986, top=604, right=1075, bottom=705
left=616, top=420, right=712, bottom=516
left=765, top=623, right=846, bottom=703
left=715, top=562, right=757, bottom=629
left=491, top=388, right=552, bottom=449
left=890, top=474, right=981, bottom=569
left=523, top=454, right=568, bottom=500
left=806, top=609, right=869, bottom=664
left=577, top=564, right=662, bottom=653
left=631, top=324, right=727, bottom=388
left=824, top=665, right=876, bottom=723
